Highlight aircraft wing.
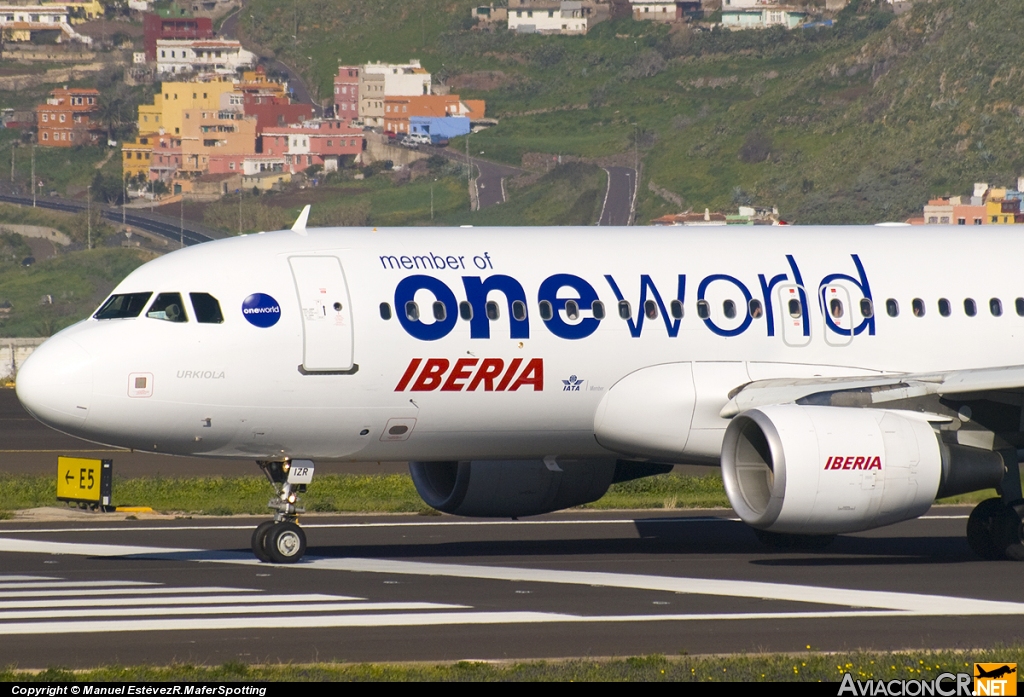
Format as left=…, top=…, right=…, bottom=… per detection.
left=719, top=365, right=1024, bottom=419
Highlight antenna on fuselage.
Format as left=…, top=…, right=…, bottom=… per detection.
left=291, top=205, right=311, bottom=235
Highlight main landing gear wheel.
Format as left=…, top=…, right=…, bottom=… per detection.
left=753, top=528, right=836, bottom=552
left=251, top=459, right=315, bottom=563
left=251, top=520, right=275, bottom=563
left=266, top=521, right=307, bottom=564
left=966, top=497, right=1024, bottom=561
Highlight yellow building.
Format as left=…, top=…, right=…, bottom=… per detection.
left=122, top=134, right=154, bottom=180
left=150, top=77, right=237, bottom=137
left=984, top=188, right=1021, bottom=225
left=44, top=0, right=104, bottom=23
left=136, top=94, right=164, bottom=134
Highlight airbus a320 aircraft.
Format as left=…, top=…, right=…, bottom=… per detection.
left=15, top=209, right=1024, bottom=563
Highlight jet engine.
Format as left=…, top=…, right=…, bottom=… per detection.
left=721, top=405, right=1005, bottom=534
left=409, top=458, right=670, bottom=517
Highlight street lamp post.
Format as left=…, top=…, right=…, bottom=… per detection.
left=86, top=184, right=91, bottom=250
left=30, top=145, right=35, bottom=208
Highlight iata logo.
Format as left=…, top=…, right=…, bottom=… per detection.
left=562, top=375, right=583, bottom=392
left=824, top=456, right=882, bottom=470
left=395, top=358, right=543, bottom=392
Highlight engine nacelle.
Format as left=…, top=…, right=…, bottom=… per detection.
left=410, top=458, right=645, bottom=518
left=721, top=405, right=1005, bottom=534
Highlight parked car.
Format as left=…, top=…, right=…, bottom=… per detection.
left=384, top=130, right=397, bottom=140
left=407, top=133, right=432, bottom=146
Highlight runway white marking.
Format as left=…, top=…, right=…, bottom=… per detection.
left=0, top=586, right=255, bottom=599
left=0, top=601, right=467, bottom=621
left=2, top=537, right=1022, bottom=623
left=0, top=580, right=156, bottom=590
left=0, top=516, right=732, bottom=534
left=0, top=573, right=471, bottom=634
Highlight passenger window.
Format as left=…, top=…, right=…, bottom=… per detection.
left=860, top=298, right=873, bottom=318
left=697, top=300, right=710, bottom=319
left=379, top=302, right=392, bottom=320
left=592, top=300, right=606, bottom=320
left=938, top=298, right=950, bottom=317
left=432, top=301, right=446, bottom=321
left=886, top=299, right=899, bottom=318
left=964, top=298, right=977, bottom=317
left=94, top=292, right=152, bottom=320
left=670, top=300, right=684, bottom=319
left=912, top=298, right=925, bottom=317
left=512, top=300, right=527, bottom=321
left=539, top=300, right=553, bottom=321
left=829, top=298, right=844, bottom=319
left=749, top=299, right=762, bottom=319
left=146, top=293, right=188, bottom=322
left=486, top=300, right=500, bottom=320
left=459, top=301, right=472, bottom=321
left=190, top=293, right=223, bottom=324
left=788, top=298, right=801, bottom=318
left=405, top=301, right=419, bottom=321
left=722, top=300, right=736, bottom=319
left=991, top=298, right=1003, bottom=317
left=565, top=300, right=580, bottom=321
left=645, top=299, right=658, bottom=320
left=618, top=300, right=631, bottom=319
left=1016, top=297, right=1024, bottom=317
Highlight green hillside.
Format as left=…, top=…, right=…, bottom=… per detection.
left=241, top=0, right=1024, bottom=223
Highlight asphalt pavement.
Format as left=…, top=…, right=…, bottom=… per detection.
left=0, top=508, right=1016, bottom=667
left=598, top=166, right=637, bottom=226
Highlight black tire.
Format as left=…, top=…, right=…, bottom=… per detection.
left=753, top=528, right=836, bottom=552
left=250, top=521, right=275, bottom=563
left=266, top=521, right=307, bottom=564
left=967, top=497, right=1012, bottom=560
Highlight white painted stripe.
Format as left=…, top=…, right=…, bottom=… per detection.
left=0, top=538, right=197, bottom=557
left=0, top=601, right=467, bottom=621
left=4, top=537, right=1017, bottom=619
left=0, top=612, right=573, bottom=634
left=0, top=587, right=255, bottom=599
left=0, top=517, right=733, bottom=534
left=0, top=593, right=359, bottom=609
left=0, top=607, right=985, bottom=635
left=0, top=580, right=156, bottom=590
left=282, top=557, right=1024, bottom=617
left=0, top=513, right=974, bottom=535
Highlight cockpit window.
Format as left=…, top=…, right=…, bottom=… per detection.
left=94, top=292, right=152, bottom=320
left=190, top=292, right=224, bottom=324
left=146, top=293, right=188, bottom=322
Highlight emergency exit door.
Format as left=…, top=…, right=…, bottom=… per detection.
left=289, top=256, right=355, bottom=372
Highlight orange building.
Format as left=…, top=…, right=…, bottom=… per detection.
left=179, top=107, right=258, bottom=176
left=383, top=94, right=478, bottom=134
left=35, top=87, right=103, bottom=147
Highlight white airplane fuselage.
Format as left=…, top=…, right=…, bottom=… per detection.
left=14, top=225, right=1023, bottom=466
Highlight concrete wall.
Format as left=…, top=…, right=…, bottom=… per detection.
left=0, top=338, right=46, bottom=382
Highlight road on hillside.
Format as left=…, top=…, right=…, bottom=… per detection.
left=0, top=194, right=220, bottom=246
left=438, top=149, right=522, bottom=209
left=598, top=166, right=637, bottom=227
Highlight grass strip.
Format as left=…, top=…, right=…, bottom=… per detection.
left=0, top=471, right=999, bottom=517
left=2, top=649, right=1020, bottom=681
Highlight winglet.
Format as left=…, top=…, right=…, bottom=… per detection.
left=291, top=205, right=311, bottom=235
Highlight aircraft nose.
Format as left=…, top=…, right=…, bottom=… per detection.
left=16, top=335, right=93, bottom=432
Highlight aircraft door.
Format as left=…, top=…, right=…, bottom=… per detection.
left=289, top=256, right=355, bottom=373
left=821, top=284, right=853, bottom=347
left=775, top=283, right=811, bottom=347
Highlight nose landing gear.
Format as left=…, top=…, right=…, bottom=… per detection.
left=251, top=460, right=314, bottom=563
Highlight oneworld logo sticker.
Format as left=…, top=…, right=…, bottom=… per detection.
left=242, top=293, right=281, bottom=328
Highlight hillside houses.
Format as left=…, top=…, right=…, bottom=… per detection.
left=917, top=181, right=1024, bottom=226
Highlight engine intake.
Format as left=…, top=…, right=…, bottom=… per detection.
left=721, top=405, right=1005, bottom=534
